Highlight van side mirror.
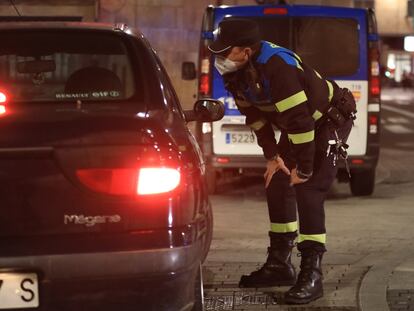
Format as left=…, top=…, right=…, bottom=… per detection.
left=182, top=62, right=197, bottom=80
left=184, top=99, right=224, bottom=122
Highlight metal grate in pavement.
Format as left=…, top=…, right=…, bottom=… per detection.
left=388, top=289, right=413, bottom=311
left=203, top=262, right=366, bottom=311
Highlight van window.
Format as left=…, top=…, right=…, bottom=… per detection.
left=293, top=17, right=359, bottom=77
left=251, top=17, right=360, bottom=77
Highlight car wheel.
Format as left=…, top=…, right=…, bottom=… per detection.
left=206, top=169, right=217, bottom=194
left=350, top=168, right=375, bottom=196
left=192, top=263, right=204, bottom=311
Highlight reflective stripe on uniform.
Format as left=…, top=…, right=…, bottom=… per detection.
left=236, top=99, right=252, bottom=108
left=314, top=70, right=322, bottom=79
left=271, top=221, right=298, bottom=233
left=294, top=58, right=304, bottom=71
left=248, top=119, right=267, bottom=131
left=312, top=110, right=323, bottom=121
left=275, top=90, right=307, bottom=112
left=298, top=234, right=326, bottom=244
left=288, top=130, right=314, bottom=144
left=326, top=80, right=334, bottom=103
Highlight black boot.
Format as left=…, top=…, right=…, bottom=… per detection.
left=284, top=249, right=324, bottom=304
left=239, top=232, right=296, bottom=288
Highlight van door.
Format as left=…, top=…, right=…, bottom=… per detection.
left=211, top=6, right=368, bottom=157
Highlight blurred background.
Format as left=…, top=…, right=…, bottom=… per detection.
left=1, top=0, right=413, bottom=110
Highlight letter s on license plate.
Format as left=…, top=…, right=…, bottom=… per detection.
left=225, top=132, right=256, bottom=144
left=0, top=273, right=39, bottom=309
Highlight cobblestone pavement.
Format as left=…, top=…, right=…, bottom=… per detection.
left=203, top=262, right=368, bottom=310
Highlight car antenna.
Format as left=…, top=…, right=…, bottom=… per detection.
left=10, top=0, right=22, bottom=16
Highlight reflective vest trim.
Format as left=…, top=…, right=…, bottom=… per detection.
left=275, top=90, right=307, bottom=113
left=312, top=110, right=323, bottom=121
left=288, top=130, right=315, bottom=144
left=327, top=80, right=334, bottom=103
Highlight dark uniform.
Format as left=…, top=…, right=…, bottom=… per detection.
left=209, top=19, right=355, bottom=304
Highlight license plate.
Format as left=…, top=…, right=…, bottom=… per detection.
left=0, top=273, right=39, bottom=309
left=225, top=132, right=256, bottom=144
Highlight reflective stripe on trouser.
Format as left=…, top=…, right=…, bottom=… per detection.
left=271, top=221, right=298, bottom=233
left=299, top=234, right=326, bottom=244
left=288, top=130, right=314, bottom=144
left=265, top=122, right=353, bottom=250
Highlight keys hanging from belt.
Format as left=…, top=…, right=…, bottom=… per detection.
left=326, top=130, right=351, bottom=178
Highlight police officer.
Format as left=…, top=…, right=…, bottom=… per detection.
left=208, top=18, right=355, bottom=304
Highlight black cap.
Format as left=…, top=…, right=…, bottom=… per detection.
left=208, top=18, right=261, bottom=54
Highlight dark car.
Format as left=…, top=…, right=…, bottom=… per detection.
left=0, top=21, right=224, bottom=311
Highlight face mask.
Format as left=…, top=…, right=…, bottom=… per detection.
left=214, top=56, right=245, bottom=75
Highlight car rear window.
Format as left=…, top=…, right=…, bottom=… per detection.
left=253, top=17, right=360, bottom=77
left=0, top=30, right=137, bottom=103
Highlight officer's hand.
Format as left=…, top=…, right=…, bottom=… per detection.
left=264, top=156, right=290, bottom=188
left=290, top=168, right=309, bottom=186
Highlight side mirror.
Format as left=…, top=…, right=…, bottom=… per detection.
left=184, top=99, right=224, bottom=122
left=182, top=62, right=197, bottom=80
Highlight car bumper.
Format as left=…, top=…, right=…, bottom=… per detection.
left=0, top=242, right=202, bottom=311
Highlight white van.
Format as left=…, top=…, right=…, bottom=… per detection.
left=187, top=4, right=380, bottom=196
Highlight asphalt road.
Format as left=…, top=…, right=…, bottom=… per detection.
left=204, top=87, right=414, bottom=310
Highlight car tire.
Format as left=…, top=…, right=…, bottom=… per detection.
left=192, top=263, right=204, bottom=311
left=350, top=168, right=375, bottom=196
left=206, top=169, right=217, bottom=194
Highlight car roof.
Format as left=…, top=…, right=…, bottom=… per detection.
left=0, top=21, right=133, bottom=34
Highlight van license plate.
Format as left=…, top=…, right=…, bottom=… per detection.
left=0, top=273, right=39, bottom=309
left=225, top=132, right=256, bottom=144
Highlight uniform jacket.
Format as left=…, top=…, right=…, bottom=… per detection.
left=223, top=41, right=342, bottom=176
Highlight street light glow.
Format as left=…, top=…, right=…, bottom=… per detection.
left=404, top=36, right=414, bottom=52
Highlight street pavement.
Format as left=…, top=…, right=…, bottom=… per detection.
left=203, top=87, right=414, bottom=311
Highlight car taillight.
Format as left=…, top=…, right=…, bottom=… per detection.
left=0, top=91, right=6, bottom=115
left=76, top=167, right=181, bottom=196
left=137, top=168, right=180, bottom=195
left=0, top=92, right=6, bottom=103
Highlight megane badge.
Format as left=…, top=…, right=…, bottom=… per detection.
left=64, top=214, right=121, bottom=227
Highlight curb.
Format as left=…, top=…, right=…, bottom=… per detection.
left=358, top=248, right=411, bottom=311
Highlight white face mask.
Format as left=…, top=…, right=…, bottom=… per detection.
left=214, top=56, right=244, bottom=75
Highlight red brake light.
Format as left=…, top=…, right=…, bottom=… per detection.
left=369, top=115, right=378, bottom=125
left=200, top=74, right=210, bottom=96
left=76, top=167, right=181, bottom=196
left=351, top=159, right=364, bottom=165
left=137, top=168, right=180, bottom=195
left=264, top=7, right=288, bottom=15
left=217, top=157, right=230, bottom=164
left=0, top=92, right=6, bottom=103
left=76, top=168, right=137, bottom=196
left=0, top=105, right=5, bottom=115
left=370, top=76, right=380, bottom=96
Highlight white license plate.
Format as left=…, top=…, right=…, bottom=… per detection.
left=0, top=273, right=39, bottom=309
left=225, top=132, right=256, bottom=144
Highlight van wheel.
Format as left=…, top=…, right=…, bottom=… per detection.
left=350, top=168, right=375, bottom=196
left=206, top=169, right=217, bottom=194
left=192, top=263, right=204, bottom=311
